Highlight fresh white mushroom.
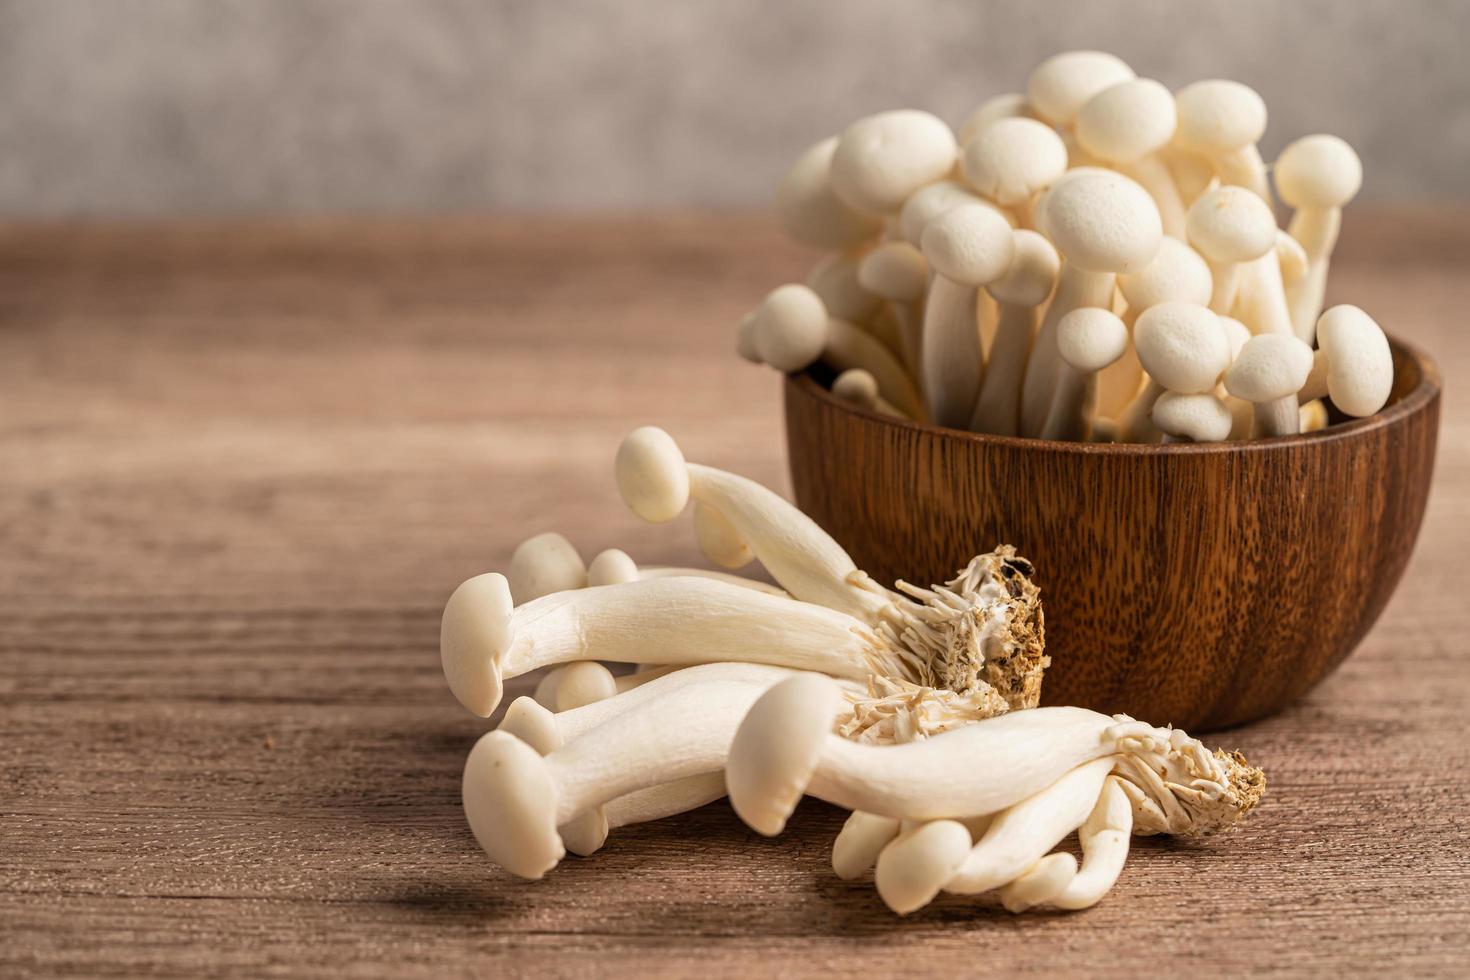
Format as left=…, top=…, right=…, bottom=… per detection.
left=549, top=661, right=619, bottom=711
left=1151, top=390, right=1234, bottom=443
left=1099, top=237, right=1214, bottom=419
left=506, top=531, right=588, bottom=603
left=1276, top=135, right=1363, bottom=342
left=857, top=240, right=930, bottom=374
left=465, top=664, right=817, bottom=877
left=958, top=92, right=1037, bottom=145
left=919, top=203, right=1016, bottom=427
left=970, top=230, right=1060, bottom=435
left=775, top=137, right=886, bottom=248
left=873, top=819, right=974, bottom=914
left=1300, top=399, right=1329, bottom=432
left=960, top=117, right=1068, bottom=226
left=1216, top=315, right=1256, bottom=439
left=1185, top=185, right=1277, bottom=315
left=897, top=180, right=1006, bottom=246
left=749, top=283, right=924, bottom=418
left=1173, top=79, right=1270, bottom=200
left=1039, top=308, right=1129, bottom=441
left=1016, top=775, right=1134, bottom=911
left=694, top=500, right=754, bottom=570
left=1021, top=170, right=1162, bottom=436
left=1119, top=302, right=1231, bottom=442
left=1298, top=305, right=1393, bottom=417
left=833, top=810, right=903, bottom=880
left=1224, top=333, right=1316, bottom=437
left=832, top=368, right=905, bottom=418
left=830, top=110, right=959, bottom=215
left=1075, top=78, right=1186, bottom=237
left=1026, top=51, right=1136, bottom=130
left=726, top=674, right=1241, bottom=833
left=999, top=852, right=1080, bottom=913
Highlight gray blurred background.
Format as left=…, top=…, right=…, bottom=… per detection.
left=2, top=0, right=1467, bottom=217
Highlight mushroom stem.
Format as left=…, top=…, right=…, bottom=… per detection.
left=1048, top=775, right=1134, bottom=910
left=920, top=275, right=984, bottom=427
left=968, top=303, right=1035, bottom=435
left=1252, top=395, right=1300, bottom=438
left=603, top=772, right=728, bottom=830
left=822, top=318, right=927, bottom=420
left=1019, top=265, right=1114, bottom=435
left=942, top=756, right=1115, bottom=896
left=1000, top=852, right=1080, bottom=913
left=1232, top=250, right=1295, bottom=335
left=1118, top=378, right=1164, bottom=442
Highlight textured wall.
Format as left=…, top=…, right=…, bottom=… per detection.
left=1, top=0, right=1466, bottom=216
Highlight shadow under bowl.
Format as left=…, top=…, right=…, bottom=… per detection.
left=784, top=336, right=1441, bottom=730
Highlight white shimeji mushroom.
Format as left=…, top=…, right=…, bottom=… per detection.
left=1298, top=305, right=1394, bottom=417
left=748, top=283, right=925, bottom=418
left=830, top=110, right=959, bottom=215
left=1075, top=78, right=1187, bottom=237
left=1006, top=775, right=1134, bottom=912
left=857, top=241, right=930, bottom=375
left=1186, top=185, right=1277, bottom=315
left=1039, top=307, right=1129, bottom=440
left=1152, top=390, right=1234, bottom=443
left=466, top=663, right=819, bottom=877
left=832, top=368, right=905, bottom=418
left=776, top=137, right=886, bottom=248
left=958, top=92, right=1038, bottom=145
left=1276, top=135, right=1364, bottom=343
left=919, top=203, right=1016, bottom=427
left=1119, top=302, right=1231, bottom=441
left=1021, top=170, right=1162, bottom=436
left=897, top=180, right=1008, bottom=246
left=832, top=811, right=904, bottom=880
left=1099, top=237, right=1214, bottom=420
left=506, top=531, right=588, bottom=602
left=970, top=230, right=1061, bottom=436
left=960, top=117, right=1069, bottom=226
left=1224, top=333, right=1316, bottom=437
left=1173, top=79, right=1271, bottom=200
left=1026, top=51, right=1136, bottom=130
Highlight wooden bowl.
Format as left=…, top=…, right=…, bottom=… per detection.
left=785, top=337, right=1441, bottom=730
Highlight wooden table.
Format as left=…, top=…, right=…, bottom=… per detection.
left=2, top=213, right=1467, bottom=977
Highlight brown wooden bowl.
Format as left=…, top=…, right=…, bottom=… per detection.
left=785, top=336, right=1441, bottom=730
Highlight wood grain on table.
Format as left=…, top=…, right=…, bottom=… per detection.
left=1, top=212, right=1467, bottom=978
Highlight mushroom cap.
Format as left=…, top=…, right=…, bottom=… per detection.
left=586, top=547, right=640, bottom=587
left=1274, top=134, right=1363, bottom=210
left=1186, top=186, right=1277, bottom=264
left=1056, top=307, right=1129, bottom=373
left=1037, top=169, right=1162, bottom=274
left=441, top=572, right=514, bottom=717
left=1117, top=236, right=1213, bottom=310
left=832, top=811, right=902, bottom=880
left=1151, top=391, right=1234, bottom=442
left=897, top=180, right=1002, bottom=246
left=807, top=249, right=883, bottom=323
left=752, top=283, right=829, bottom=372
left=735, top=311, right=761, bottom=363
left=506, top=531, right=587, bottom=603
left=987, top=229, right=1060, bottom=307
left=1075, top=78, right=1178, bottom=164
left=1026, top=51, right=1136, bottom=126
left=775, top=137, right=886, bottom=248
left=832, top=367, right=881, bottom=408
left=462, top=730, right=565, bottom=879
left=726, top=673, right=844, bottom=836
left=1174, top=79, right=1267, bottom=154
left=857, top=241, right=929, bottom=301
left=499, top=695, right=563, bottom=754
left=960, top=117, right=1068, bottom=207
left=1317, top=304, right=1393, bottom=416
left=958, top=92, right=1035, bottom=145
left=616, top=426, right=690, bottom=524
left=920, top=203, right=1016, bottom=285
left=1219, top=315, right=1252, bottom=359
left=1133, top=302, right=1232, bottom=394
left=1224, top=333, right=1316, bottom=402
left=551, top=661, right=618, bottom=711
left=873, top=819, right=973, bottom=915
left=693, top=499, right=753, bottom=570
left=830, top=110, right=959, bottom=215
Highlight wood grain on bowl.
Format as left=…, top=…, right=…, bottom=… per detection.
left=786, top=339, right=1440, bottom=730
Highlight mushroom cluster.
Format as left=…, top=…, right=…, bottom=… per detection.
left=743, top=51, right=1394, bottom=442
left=446, top=427, right=1264, bottom=913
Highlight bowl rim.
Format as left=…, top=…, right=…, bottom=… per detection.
left=788, top=332, right=1442, bottom=455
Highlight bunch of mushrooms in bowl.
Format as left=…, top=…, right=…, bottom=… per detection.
left=444, top=426, right=1264, bottom=915
left=741, top=51, right=1393, bottom=442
